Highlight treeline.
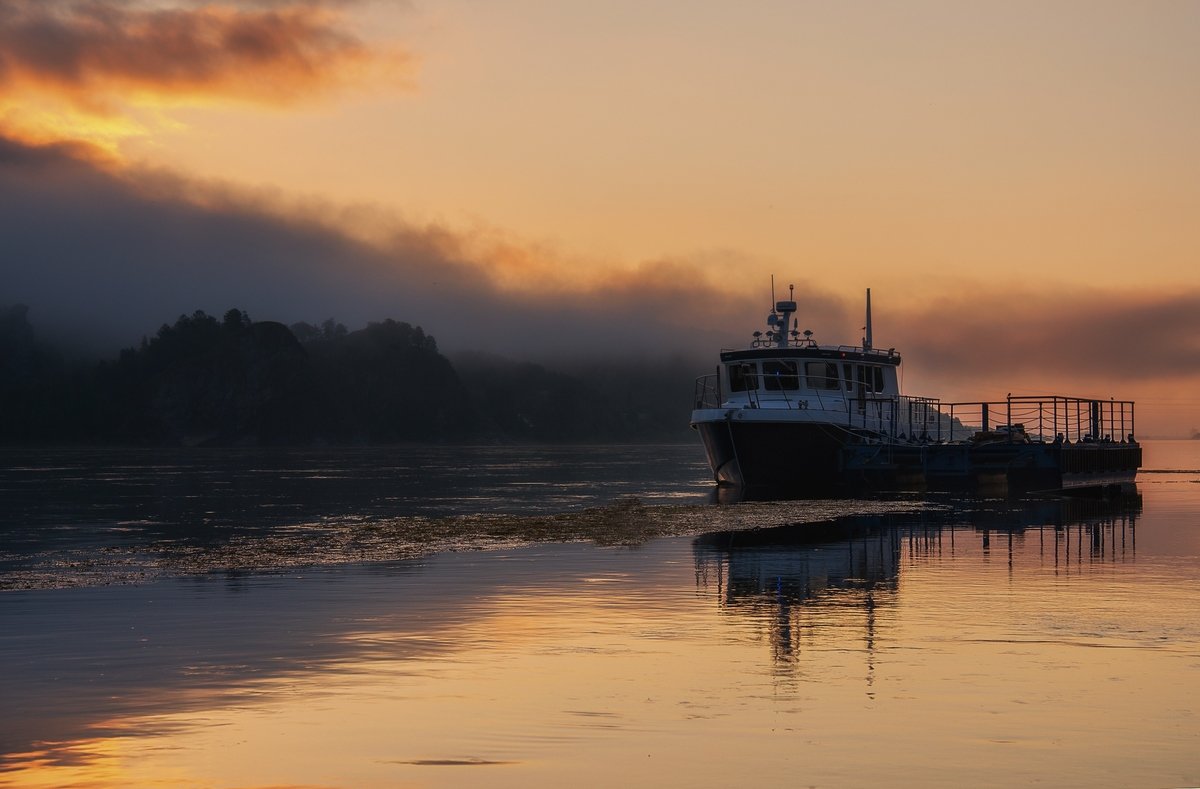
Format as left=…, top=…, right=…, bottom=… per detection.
left=0, top=305, right=696, bottom=446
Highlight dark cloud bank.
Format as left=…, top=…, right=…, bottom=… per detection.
left=0, top=133, right=784, bottom=362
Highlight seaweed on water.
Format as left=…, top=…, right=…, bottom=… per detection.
left=1, top=497, right=937, bottom=590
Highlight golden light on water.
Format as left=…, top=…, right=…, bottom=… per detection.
left=4, top=508, right=1197, bottom=789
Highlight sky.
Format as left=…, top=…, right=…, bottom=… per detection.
left=1, top=0, right=1198, bottom=434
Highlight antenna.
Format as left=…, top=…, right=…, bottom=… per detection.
left=770, top=275, right=776, bottom=312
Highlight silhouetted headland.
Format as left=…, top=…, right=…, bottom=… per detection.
left=1, top=305, right=693, bottom=446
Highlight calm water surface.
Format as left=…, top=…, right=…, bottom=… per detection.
left=1, top=441, right=1198, bottom=788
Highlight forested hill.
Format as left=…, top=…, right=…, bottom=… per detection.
left=0, top=306, right=695, bottom=446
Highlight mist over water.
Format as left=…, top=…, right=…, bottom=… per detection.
left=1, top=440, right=1198, bottom=788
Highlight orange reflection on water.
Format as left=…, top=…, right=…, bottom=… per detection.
left=1, top=736, right=197, bottom=789
left=3, top=507, right=1199, bottom=789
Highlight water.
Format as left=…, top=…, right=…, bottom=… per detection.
left=1, top=441, right=1198, bottom=788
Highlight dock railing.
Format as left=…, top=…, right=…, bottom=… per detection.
left=937, top=395, right=1136, bottom=444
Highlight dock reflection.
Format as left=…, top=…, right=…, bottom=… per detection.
left=908, top=493, right=1141, bottom=566
left=693, top=493, right=1142, bottom=668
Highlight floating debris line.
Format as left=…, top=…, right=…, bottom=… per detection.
left=1, top=498, right=936, bottom=591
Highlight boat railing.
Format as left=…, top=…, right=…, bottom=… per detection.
left=833, top=345, right=899, bottom=360
left=691, top=380, right=1133, bottom=448
left=846, top=394, right=944, bottom=441
left=936, top=395, right=1137, bottom=445
left=693, top=372, right=815, bottom=411
left=734, top=338, right=900, bottom=359
left=694, top=375, right=942, bottom=430
left=694, top=374, right=722, bottom=409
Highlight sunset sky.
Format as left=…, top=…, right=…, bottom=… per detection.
left=2, top=0, right=1198, bottom=434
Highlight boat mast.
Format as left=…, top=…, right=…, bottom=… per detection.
left=864, top=288, right=873, bottom=351
left=770, top=283, right=797, bottom=348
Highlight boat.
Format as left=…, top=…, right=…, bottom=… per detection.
left=689, top=286, right=1141, bottom=495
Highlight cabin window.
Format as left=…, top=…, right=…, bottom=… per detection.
left=728, top=363, right=758, bottom=392
left=855, top=365, right=886, bottom=393
left=805, top=361, right=839, bottom=390
left=762, top=360, right=799, bottom=390
left=843, top=363, right=854, bottom=391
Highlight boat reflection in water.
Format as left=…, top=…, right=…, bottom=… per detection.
left=695, top=516, right=899, bottom=669
left=693, top=493, right=1142, bottom=668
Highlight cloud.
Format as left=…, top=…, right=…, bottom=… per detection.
left=0, top=0, right=399, bottom=104
left=888, top=292, right=1200, bottom=383
left=0, top=1, right=412, bottom=149
left=0, top=133, right=765, bottom=359
left=882, top=292, right=1200, bottom=434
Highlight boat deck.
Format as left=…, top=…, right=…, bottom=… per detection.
left=692, top=391, right=1140, bottom=495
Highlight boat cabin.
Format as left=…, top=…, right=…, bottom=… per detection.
left=716, top=348, right=900, bottom=407
left=721, top=350, right=899, bottom=396
left=713, top=292, right=901, bottom=409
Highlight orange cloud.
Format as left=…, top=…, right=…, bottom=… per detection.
left=0, top=1, right=404, bottom=106
left=888, top=291, right=1200, bottom=383
left=878, top=292, right=1200, bottom=435
left=0, top=1, right=412, bottom=150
